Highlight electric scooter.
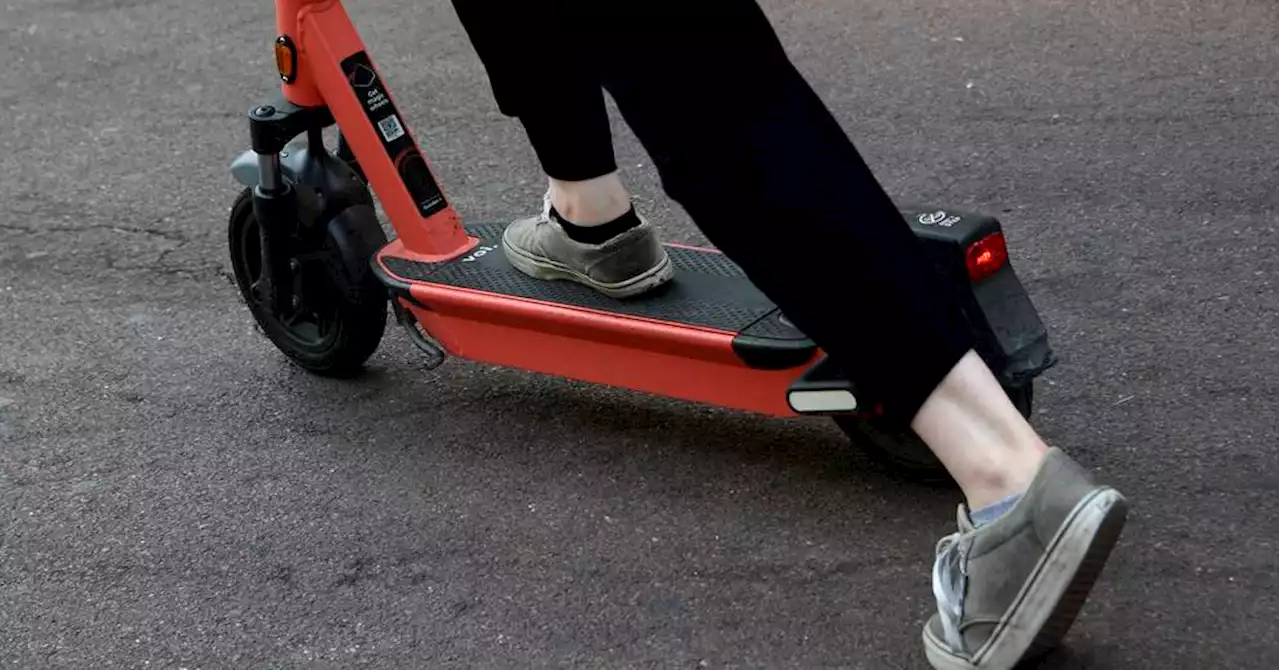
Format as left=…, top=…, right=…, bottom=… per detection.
left=226, top=0, right=1057, bottom=482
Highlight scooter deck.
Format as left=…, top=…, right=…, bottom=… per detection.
left=373, top=223, right=819, bottom=416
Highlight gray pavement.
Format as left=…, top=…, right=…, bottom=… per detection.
left=1, top=0, right=1276, bottom=668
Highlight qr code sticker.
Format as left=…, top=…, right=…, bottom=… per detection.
left=377, top=114, right=405, bottom=142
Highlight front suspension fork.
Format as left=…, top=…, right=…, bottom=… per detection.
left=246, top=100, right=330, bottom=316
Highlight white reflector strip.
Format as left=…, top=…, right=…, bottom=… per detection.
left=788, top=389, right=858, bottom=413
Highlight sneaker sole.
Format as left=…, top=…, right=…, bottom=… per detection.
left=501, top=233, right=675, bottom=300
left=923, top=487, right=1129, bottom=670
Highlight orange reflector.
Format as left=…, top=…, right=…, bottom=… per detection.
left=274, top=35, right=297, bottom=83
left=965, top=232, right=1008, bottom=282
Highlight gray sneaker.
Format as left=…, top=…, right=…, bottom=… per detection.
left=501, top=194, right=674, bottom=299
left=924, top=448, right=1129, bottom=670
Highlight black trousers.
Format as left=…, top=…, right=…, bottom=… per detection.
left=451, top=0, right=974, bottom=423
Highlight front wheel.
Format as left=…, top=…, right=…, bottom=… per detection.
left=834, top=383, right=1034, bottom=485
left=227, top=188, right=388, bottom=377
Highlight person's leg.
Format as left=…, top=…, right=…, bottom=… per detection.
left=449, top=0, right=673, bottom=297
left=571, top=1, right=1127, bottom=667
left=452, top=0, right=1048, bottom=502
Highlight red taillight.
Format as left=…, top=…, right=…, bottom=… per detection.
left=965, top=232, right=1008, bottom=282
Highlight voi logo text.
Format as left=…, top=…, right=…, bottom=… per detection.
left=917, top=210, right=961, bottom=227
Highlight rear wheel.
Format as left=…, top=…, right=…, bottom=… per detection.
left=834, top=383, right=1033, bottom=485
left=227, top=188, right=387, bottom=377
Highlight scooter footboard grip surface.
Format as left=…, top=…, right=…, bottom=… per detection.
left=381, top=225, right=786, bottom=335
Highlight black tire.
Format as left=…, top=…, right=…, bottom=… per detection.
left=834, top=383, right=1034, bottom=485
left=227, top=187, right=387, bottom=377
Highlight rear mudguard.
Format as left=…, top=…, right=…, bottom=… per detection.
left=897, top=205, right=1056, bottom=387
left=788, top=205, right=1056, bottom=414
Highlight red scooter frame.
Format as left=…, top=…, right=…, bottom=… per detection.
left=228, top=0, right=1056, bottom=479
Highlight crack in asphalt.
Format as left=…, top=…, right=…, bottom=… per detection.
left=0, top=222, right=188, bottom=244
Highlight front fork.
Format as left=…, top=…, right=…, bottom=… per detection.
left=246, top=100, right=332, bottom=315
left=253, top=160, right=296, bottom=316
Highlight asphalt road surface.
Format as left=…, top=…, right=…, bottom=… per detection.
left=2, top=1, right=1276, bottom=668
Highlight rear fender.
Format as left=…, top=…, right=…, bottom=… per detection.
left=898, top=205, right=1056, bottom=386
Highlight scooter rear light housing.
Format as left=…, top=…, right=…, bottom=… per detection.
left=966, top=232, right=1008, bottom=282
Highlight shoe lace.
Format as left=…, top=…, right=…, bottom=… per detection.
left=931, top=530, right=973, bottom=651
left=540, top=190, right=554, bottom=221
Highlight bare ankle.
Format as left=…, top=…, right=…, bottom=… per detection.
left=910, top=350, right=1052, bottom=508
left=961, top=443, right=1047, bottom=509
left=548, top=174, right=632, bottom=225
